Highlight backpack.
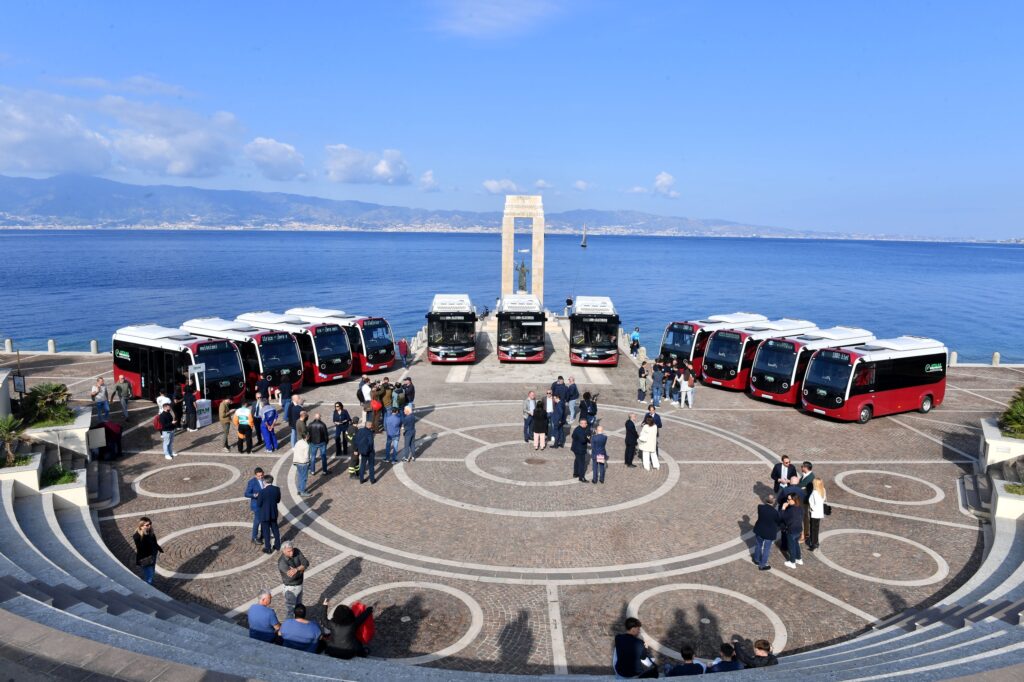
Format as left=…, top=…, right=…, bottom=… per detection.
left=351, top=601, right=375, bottom=645
left=152, top=415, right=162, bottom=432
left=394, top=386, right=406, bottom=407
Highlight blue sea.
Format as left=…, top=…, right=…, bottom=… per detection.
left=1, top=230, right=1021, bottom=363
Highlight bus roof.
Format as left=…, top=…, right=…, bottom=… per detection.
left=236, top=311, right=313, bottom=335
left=285, top=307, right=369, bottom=325
left=852, top=336, right=946, bottom=355
left=572, top=296, right=616, bottom=316
left=735, top=319, right=817, bottom=341
left=701, top=312, right=767, bottom=325
left=113, top=325, right=217, bottom=353
left=180, top=317, right=264, bottom=342
left=497, top=294, right=543, bottom=314
left=780, top=327, right=875, bottom=351
left=430, top=294, right=475, bottom=314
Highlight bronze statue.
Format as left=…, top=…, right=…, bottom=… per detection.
left=516, top=258, right=530, bottom=292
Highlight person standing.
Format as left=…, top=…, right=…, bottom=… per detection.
left=286, top=396, right=304, bottom=447
left=371, top=382, right=386, bottom=433
left=256, top=374, right=271, bottom=404
left=292, top=433, right=311, bottom=497
left=799, top=461, right=816, bottom=543
left=550, top=395, right=565, bottom=448
left=257, top=474, right=281, bottom=554
left=278, top=377, right=293, bottom=421
left=218, top=398, right=233, bottom=452
left=807, top=478, right=827, bottom=551
left=278, top=541, right=309, bottom=620
left=355, top=419, right=377, bottom=484
left=682, top=360, right=697, bottom=408
left=650, top=360, right=664, bottom=408
left=637, top=361, right=649, bottom=403
left=333, top=402, right=351, bottom=458
left=112, top=375, right=133, bottom=420
left=522, top=390, right=537, bottom=443
left=630, top=327, right=641, bottom=358
left=531, top=402, right=549, bottom=450
left=90, top=377, right=111, bottom=423
left=171, top=385, right=185, bottom=431
left=398, top=337, right=410, bottom=368
left=402, top=405, right=417, bottom=462
left=591, top=424, right=608, bottom=484
left=637, top=415, right=660, bottom=471
left=624, top=414, right=638, bottom=467
left=566, top=376, right=580, bottom=424
left=383, top=408, right=402, bottom=463
left=571, top=418, right=590, bottom=483
left=307, top=413, right=330, bottom=475
left=132, top=516, right=163, bottom=585
left=233, top=400, right=254, bottom=454
left=243, top=467, right=266, bottom=546
left=753, top=494, right=781, bottom=571
left=770, top=456, right=797, bottom=493
left=158, top=402, right=177, bottom=460
left=579, top=391, right=598, bottom=433
left=183, top=379, right=198, bottom=432
left=156, top=389, right=171, bottom=413
left=261, top=400, right=279, bottom=453
left=402, top=377, right=415, bottom=411
left=551, top=375, right=568, bottom=403
left=250, top=392, right=265, bottom=448
left=781, top=493, right=804, bottom=568
left=358, top=376, right=372, bottom=423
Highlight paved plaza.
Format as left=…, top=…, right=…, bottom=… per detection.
left=2, top=341, right=1021, bottom=676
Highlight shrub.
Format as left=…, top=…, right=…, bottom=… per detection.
left=1006, top=483, right=1024, bottom=496
left=21, top=383, right=75, bottom=428
left=0, top=415, right=30, bottom=467
left=999, top=386, right=1024, bottom=440
left=40, top=465, right=77, bottom=487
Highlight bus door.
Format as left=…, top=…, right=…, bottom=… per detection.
left=295, top=333, right=316, bottom=368
left=237, top=341, right=261, bottom=387
left=850, top=362, right=878, bottom=408
left=740, top=340, right=758, bottom=371
left=345, top=326, right=364, bottom=356
left=137, top=347, right=154, bottom=400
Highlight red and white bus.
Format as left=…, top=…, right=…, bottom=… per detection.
left=496, top=294, right=547, bottom=363
left=286, top=307, right=397, bottom=374
left=749, top=327, right=875, bottom=405
left=180, top=317, right=304, bottom=396
left=235, top=311, right=353, bottom=385
left=801, top=336, right=948, bottom=424
left=659, top=313, right=767, bottom=377
left=568, top=296, right=620, bottom=366
left=426, top=294, right=478, bottom=364
left=702, top=319, right=818, bottom=390
left=112, top=325, right=246, bottom=406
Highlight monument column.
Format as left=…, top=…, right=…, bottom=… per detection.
left=531, top=214, right=545, bottom=304
left=500, top=194, right=544, bottom=302
left=501, top=212, right=516, bottom=296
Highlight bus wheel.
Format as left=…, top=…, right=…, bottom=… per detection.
left=857, top=405, right=873, bottom=424
left=919, top=395, right=933, bottom=414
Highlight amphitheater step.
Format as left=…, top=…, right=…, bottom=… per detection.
left=86, top=459, right=99, bottom=500
left=781, top=621, right=956, bottom=667
left=960, top=473, right=992, bottom=519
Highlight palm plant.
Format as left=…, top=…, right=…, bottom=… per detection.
left=23, top=382, right=74, bottom=425
left=0, top=415, right=30, bottom=467
left=999, top=386, right=1024, bottom=439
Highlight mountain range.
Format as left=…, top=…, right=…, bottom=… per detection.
left=0, top=174, right=836, bottom=238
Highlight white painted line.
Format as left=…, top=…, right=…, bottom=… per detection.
left=132, top=462, right=240, bottom=499
left=98, top=496, right=245, bottom=521
left=810, top=459, right=977, bottom=464
left=155, top=521, right=275, bottom=580
left=770, top=566, right=878, bottom=623
left=418, top=418, right=490, bottom=445
left=827, top=502, right=981, bottom=531
left=546, top=584, right=569, bottom=675
left=129, top=448, right=284, bottom=459
left=833, top=470, right=945, bottom=506
left=445, top=365, right=469, bottom=383
left=225, top=550, right=352, bottom=618
left=814, top=529, right=949, bottom=586
left=949, top=385, right=1010, bottom=407
left=900, top=415, right=982, bottom=431
left=889, top=418, right=978, bottom=460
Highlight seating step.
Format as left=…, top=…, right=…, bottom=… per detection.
left=960, top=474, right=992, bottom=519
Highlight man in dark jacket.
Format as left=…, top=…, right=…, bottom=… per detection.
left=307, top=413, right=330, bottom=475
left=707, top=643, right=744, bottom=672
left=624, top=414, right=638, bottom=467
left=770, top=456, right=798, bottom=493
left=753, top=494, right=781, bottom=570
left=612, top=617, right=657, bottom=678
left=550, top=395, right=566, bottom=448
left=243, top=467, right=265, bottom=546
left=355, top=421, right=377, bottom=484
left=736, top=639, right=778, bottom=668
left=571, top=419, right=590, bottom=483
left=256, top=475, right=281, bottom=554
left=158, top=402, right=177, bottom=460
left=403, top=377, right=416, bottom=410
left=550, top=376, right=568, bottom=402
left=566, top=377, right=580, bottom=423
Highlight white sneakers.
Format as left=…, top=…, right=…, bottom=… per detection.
left=785, top=561, right=796, bottom=569
left=796, top=559, right=804, bottom=565
left=164, top=454, right=172, bottom=460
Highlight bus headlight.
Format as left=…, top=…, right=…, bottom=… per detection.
left=835, top=397, right=842, bottom=404
left=751, top=375, right=758, bottom=383
left=296, top=370, right=302, bottom=376
left=238, top=381, right=245, bottom=389
left=703, top=364, right=708, bottom=371
left=729, top=369, right=736, bottom=376
left=319, top=363, right=326, bottom=370
left=782, top=383, right=789, bottom=389
left=802, top=389, right=808, bottom=396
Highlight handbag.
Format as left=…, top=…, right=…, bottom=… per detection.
left=824, top=503, right=833, bottom=516
left=138, top=555, right=156, bottom=567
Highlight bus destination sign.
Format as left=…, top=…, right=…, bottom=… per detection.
left=823, top=351, right=850, bottom=362
left=261, top=332, right=291, bottom=344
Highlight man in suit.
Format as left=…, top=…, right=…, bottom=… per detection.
left=770, top=456, right=798, bottom=493
left=256, top=474, right=281, bottom=554
left=243, top=467, right=266, bottom=546
left=550, top=395, right=566, bottom=448
left=354, top=420, right=377, bottom=484
left=753, top=494, right=781, bottom=570
left=522, top=390, right=536, bottom=443
left=624, top=414, right=638, bottom=467
left=571, top=418, right=590, bottom=483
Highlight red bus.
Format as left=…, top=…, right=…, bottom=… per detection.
left=568, top=296, right=620, bottom=366
left=496, top=294, right=546, bottom=363
left=801, top=336, right=948, bottom=424
left=180, top=317, right=304, bottom=396
left=426, top=294, right=478, bottom=364
left=286, top=307, right=397, bottom=374
left=702, top=319, right=818, bottom=390
left=112, top=325, right=246, bottom=407
left=660, top=313, right=767, bottom=378
left=236, top=311, right=353, bottom=385
left=748, top=327, right=875, bottom=405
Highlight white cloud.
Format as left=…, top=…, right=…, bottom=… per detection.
left=626, top=185, right=649, bottom=194
left=534, top=178, right=553, bottom=189
left=436, top=0, right=560, bottom=37
left=573, top=179, right=590, bottom=192
left=244, top=137, right=305, bottom=181
left=420, top=169, right=440, bottom=192
left=0, top=89, right=111, bottom=174
left=482, top=178, right=518, bottom=194
left=58, top=75, right=193, bottom=98
left=654, top=171, right=680, bottom=198
left=324, top=144, right=411, bottom=185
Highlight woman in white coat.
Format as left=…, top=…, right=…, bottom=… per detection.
left=807, top=478, right=827, bottom=550
left=636, top=415, right=660, bottom=470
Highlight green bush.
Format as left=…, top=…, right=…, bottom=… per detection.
left=1006, top=483, right=1024, bottom=496
left=40, top=465, right=77, bottom=487
left=999, top=386, right=1024, bottom=440
left=20, top=383, right=75, bottom=428
left=0, top=415, right=30, bottom=467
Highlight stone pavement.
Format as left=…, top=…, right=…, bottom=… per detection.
left=3, top=345, right=1021, bottom=675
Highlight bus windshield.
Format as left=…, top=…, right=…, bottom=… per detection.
left=313, top=325, right=351, bottom=363
left=500, top=319, right=544, bottom=344
left=805, top=354, right=853, bottom=393
left=362, top=319, right=394, bottom=352
left=663, top=323, right=695, bottom=354
left=194, top=341, right=243, bottom=379
left=571, top=320, right=618, bottom=349
left=753, top=340, right=797, bottom=380
left=429, top=319, right=475, bottom=345
left=706, top=332, right=742, bottom=366
left=259, top=333, right=300, bottom=371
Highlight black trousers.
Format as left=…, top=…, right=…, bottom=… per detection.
left=335, top=427, right=348, bottom=456
left=573, top=451, right=588, bottom=479
left=809, top=518, right=821, bottom=547
left=624, top=444, right=636, bottom=466
left=237, top=425, right=253, bottom=453
left=253, top=417, right=263, bottom=443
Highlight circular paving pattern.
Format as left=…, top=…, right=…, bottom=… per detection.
left=133, top=462, right=241, bottom=499
left=155, top=522, right=273, bottom=580
left=833, top=470, right=945, bottom=506
left=339, top=581, right=484, bottom=664
left=627, top=583, right=787, bottom=659
left=814, top=529, right=949, bottom=586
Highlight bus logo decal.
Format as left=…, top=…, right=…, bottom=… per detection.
left=924, top=363, right=943, bottom=373
left=114, top=349, right=131, bottom=361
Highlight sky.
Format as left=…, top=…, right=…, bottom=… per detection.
left=0, top=1, right=1021, bottom=238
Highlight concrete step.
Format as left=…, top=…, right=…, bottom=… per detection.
left=781, top=621, right=955, bottom=666
left=89, top=462, right=119, bottom=510
left=960, top=473, right=991, bottom=519
left=86, top=459, right=99, bottom=500
left=939, top=515, right=1024, bottom=607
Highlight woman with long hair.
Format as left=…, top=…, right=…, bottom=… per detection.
left=320, top=600, right=374, bottom=659
left=532, top=402, right=549, bottom=450
left=132, top=516, right=163, bottom=584
left=637, top=414, right=660, bottom=471
left=807, top=478, right=827, bottom=551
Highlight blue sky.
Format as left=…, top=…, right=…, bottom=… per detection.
left=1, top=1, right=1021, bottom=238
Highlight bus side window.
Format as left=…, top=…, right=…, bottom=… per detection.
left=796, top=351, right=810, bottom=378
left=851, top=363, right=877, bottom=395
left=238, top=344, right=260, bottom=376
left=741, top=343, right=757, bottom=369
left=345, top=326, right=363, bottom=354
left=296, top=335, right=315, bottom=363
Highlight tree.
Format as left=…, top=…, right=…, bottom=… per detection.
left=0, top=415, right=29, bottom=467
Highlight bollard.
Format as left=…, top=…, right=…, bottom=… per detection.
left=993, top=352, right=1001, bottom=367
left=47, top=339, right=57, bottom=354
left=949, top=351, right=958, bottom=366
left=3, top=339, right=11, bottom=353
left=90, top=339, right=99, bottom=354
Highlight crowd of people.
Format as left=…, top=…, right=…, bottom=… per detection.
left=637, top=355, right=698, bottom=409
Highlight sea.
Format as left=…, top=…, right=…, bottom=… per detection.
left=1, top=230, right=1022, bottom=363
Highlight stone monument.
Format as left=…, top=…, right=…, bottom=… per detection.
left=501, top=195, right=545, bottom=303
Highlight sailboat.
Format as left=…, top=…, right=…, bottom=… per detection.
left=580, top=223, right=588, bottom=248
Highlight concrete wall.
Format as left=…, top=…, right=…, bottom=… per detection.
left=0, top=369, right=11, bottom=419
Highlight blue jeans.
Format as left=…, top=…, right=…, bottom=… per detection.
left=290, top=428, right=298, bottom=448
left=754, top=535, right=774, bottom=567
left=788, top=533, right=802, bottom=561
left=385, top=435, right=400, bottom=462
left=161, top=430, right=174, bottom=457
left=309, top=443, right=327, bottom=473
left=567, top=399, right=578, bottom=423
left=295, top=462, right=309, bottom=495
left=359, top=450, right=376, bottom=483
left=403, top=432, right=416, bottom=461
left=652, top=385, right=662, bottom=407
left=119, top=398, right=129, bottom=419
left=96, top=400, right=110, bottom=422
left=523, top=416, right=533, bottom=442
left=591, top=456, right=606, bottom=482
left=141, top=563, right=155, bottom=584
left=281, top=397, right=292, bottom=422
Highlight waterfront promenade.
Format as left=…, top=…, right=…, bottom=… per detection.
left=0, top=333, right=1020, bottom=676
